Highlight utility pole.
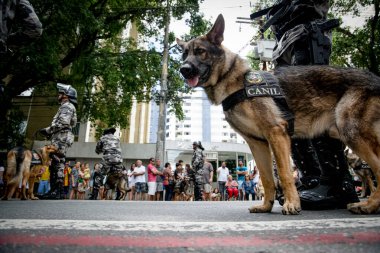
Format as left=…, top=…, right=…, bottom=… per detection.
left=155, top=0, right=170, bottom=163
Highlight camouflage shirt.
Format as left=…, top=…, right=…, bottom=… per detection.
left=0, top=0, right=43, bottom=51
left=95, top=133, right=123, bottom=165
left=192, top=147, right=204, bottom=170
left=46, top=100, right=77, bottom=135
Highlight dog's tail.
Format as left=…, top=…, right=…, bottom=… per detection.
left=6, top=147, right=31, bottom=186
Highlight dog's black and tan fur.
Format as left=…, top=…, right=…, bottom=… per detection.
left=2, top=145, right=57, bottom=200
left=177, top=14, right=380, bottom=214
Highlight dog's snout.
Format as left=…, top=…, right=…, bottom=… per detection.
left=180, top=63, right=197, bottom=79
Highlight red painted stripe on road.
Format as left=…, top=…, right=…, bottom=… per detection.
left=1, top=232, right=380, bottom=248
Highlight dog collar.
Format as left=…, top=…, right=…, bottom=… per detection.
left=221, top=70, right=295, bottom=135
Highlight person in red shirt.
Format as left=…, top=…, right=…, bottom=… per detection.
left=147, top=157, right=163, bottom=201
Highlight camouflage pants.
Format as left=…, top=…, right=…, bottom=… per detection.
left=51, top=131, right=74, bottom=180
left=194, top=167, right=204, bottom=201
left=51, top=131, right=74, bottom=155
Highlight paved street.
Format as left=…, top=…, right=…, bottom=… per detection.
left=1, top=200, right=380, bottom=252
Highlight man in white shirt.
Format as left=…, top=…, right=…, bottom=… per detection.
left=133, top=160, right=147, bottom=201
left=217, top=161, right=229, bottom=201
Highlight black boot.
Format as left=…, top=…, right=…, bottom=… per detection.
left=276, top=139, right=322, bottom=205
left=40, top=159, right=63, bottom=200
left=292, top=139, right=322, bottom=189
left=90, top=188, right=99, bottom=200
left=300, top=136, right=359, bottom=210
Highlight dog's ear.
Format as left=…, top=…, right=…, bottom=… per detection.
left=176, top=38, right=186, bottom=50
left=206, top=14, right=224, bottom=45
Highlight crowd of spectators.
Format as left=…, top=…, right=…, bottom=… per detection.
left=3, top=159, right=263, bottom=201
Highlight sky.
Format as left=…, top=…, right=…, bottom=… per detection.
left=170, top=0, right=372, bottom=57
left=171, top=0, right=257, bottom=57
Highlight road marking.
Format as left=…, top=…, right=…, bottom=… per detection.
left=1, top=233, right=380, bottom=248
left=0, top=217, right=380, bottom=232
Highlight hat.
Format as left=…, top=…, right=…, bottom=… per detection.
left=57, top=83, right=77, bottom=105
left=103, top=127, right=116, bottom=135
left=192, top=141, right=204, bottom=150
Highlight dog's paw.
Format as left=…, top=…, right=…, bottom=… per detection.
left=248, top=205, right=272, bottom=213
left=282, top=202, right=301, bottom=215
left=348, top=201, right=379, bottom=214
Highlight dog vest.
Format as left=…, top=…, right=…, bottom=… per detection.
left=221, top=71, right=295, bottom=136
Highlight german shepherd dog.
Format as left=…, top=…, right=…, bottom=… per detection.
left=2, top=145, right=57, bottom=200
left=177, top=14, right=380, bottom=214
left=102, top=168, right=130, bottom=200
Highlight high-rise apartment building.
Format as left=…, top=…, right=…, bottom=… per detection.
left=165, top=88, right=246, bottom=144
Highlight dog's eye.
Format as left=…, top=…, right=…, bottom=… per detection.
left=182, top=49, right=189, bottom=60
left=194, top=48, right=205, bottom=55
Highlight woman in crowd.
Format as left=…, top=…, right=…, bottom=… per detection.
left=83, top=163, right=91, bottom=190
left=127, top=163, right=136, bottom=200
left=163, top=162, right=174, bottom=201
left=77, top=163, right=86, bottom=200
left=242, top=175, right=255, bottom=201
left=174, top=163, right=186, bottom=201
left=225, top=175, right=239, bottom=200
left=69, top=162, right=80, bottom=200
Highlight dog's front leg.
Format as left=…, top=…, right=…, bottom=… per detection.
left=268, top=126, right=301, bottom=215
left=246, top=139, right=275, bottom=213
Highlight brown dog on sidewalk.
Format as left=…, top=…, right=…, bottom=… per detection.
left=177, top=14, right=380, bottom=214
left=2, top=145, right=57, bottom=200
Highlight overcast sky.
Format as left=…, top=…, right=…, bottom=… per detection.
left=171, top=0, right=256, bottom=57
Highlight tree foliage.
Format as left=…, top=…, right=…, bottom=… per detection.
left=330, top=0, right=379, bottom=75
left=1, top=0, right=209, bottom=149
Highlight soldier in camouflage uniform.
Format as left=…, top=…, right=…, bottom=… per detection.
left=95, top=127, right=124, bottom=191
left=192, top=141, right=204, bottom=201
left=39, top=83, right=77, bottom=199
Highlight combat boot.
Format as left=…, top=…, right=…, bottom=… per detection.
left=299, top=136, right=359, bottom=210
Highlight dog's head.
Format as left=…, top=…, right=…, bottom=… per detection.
left=41, top=145, right=58, bottom=160
left=176, top=14, right=225, bottom=88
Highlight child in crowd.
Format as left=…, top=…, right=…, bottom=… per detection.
left=211, top=188, right=221, bottom=201
left=83, top=163, right=91, bottom=189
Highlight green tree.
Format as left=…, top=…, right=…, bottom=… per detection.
left=0, top=0, right=209, bottom=149
left=330, top=0, right=379, bottom=75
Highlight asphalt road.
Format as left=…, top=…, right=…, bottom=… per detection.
left=1, top=200, right=380, bottom=253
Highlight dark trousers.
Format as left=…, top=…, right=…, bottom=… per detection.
left=218, top=181, right=227, bottom=201
left=164, top=185, right=174, bottom=201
